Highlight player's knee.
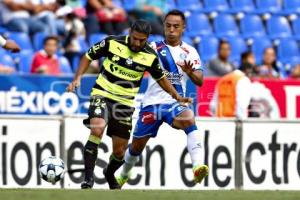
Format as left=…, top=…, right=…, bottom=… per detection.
left=113, top=147, right=126, bottom=160
left=181, top=118, right=195, bottom=129
left=90, top=126, right=105, bottom=138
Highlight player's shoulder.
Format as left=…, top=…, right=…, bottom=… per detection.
left=181, top=41, right=198, bottom=54
left=144, top=42, right=158, bottom=56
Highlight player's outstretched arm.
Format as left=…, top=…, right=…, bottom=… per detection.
left=157, top=76, right=193, bottom=104
left=66, top=56, right=91, bottom=92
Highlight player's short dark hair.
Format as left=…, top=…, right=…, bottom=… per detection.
left=131, top=20, right=152, bottom=36
left=164, top=9, right=186, bottom=24
left=43, top=36, right=59, bottom=45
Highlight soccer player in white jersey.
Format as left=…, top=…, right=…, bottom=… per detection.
left=116, top=9, right=209, bottom=187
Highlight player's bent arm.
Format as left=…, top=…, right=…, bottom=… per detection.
left=156, top=76, right=192, bottom=103
left=187, top=70, right=204, bottom=87
left=67, top=55, right=91, bottom=92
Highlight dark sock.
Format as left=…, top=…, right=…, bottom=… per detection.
left=106, top=154, right=125, bottom=176
left=83, top=140, right=99, bottom=180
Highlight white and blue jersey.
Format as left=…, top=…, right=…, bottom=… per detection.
left=133, top=40, right=203, bottom=138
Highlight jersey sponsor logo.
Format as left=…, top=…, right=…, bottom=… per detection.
left=160, top=50, right=167, bottom=57
left=117, top=46, right=123, bottom=53
left=109, top=64, right=138, bottom=79
left=164, top=70, right=184, bottom=84
left=141, top=112, right=156, bottom=124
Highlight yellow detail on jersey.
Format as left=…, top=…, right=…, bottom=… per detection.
left=103, top=59, right=144, bottom=81
left=85, top=52, right=92, bottom=60
left=109, top=40, right=156, bottom=66
left=96, top=74, right=139, bottom=97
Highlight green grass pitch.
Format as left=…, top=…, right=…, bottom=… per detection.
left=1, top=189, right=300, bottom=200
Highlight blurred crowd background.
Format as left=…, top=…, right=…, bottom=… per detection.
left=1, top=0, right=300, bottom=80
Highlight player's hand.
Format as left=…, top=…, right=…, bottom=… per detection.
left=66, top=79, right=80, bottom=92
left=177, top=60, right=194, bottom=74
left=4, top=40, right=21, bottom=53
left=176, top=96, right=193, bottom=106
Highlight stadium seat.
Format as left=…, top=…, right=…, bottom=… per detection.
left=186, top=13, right=212, bottom=37
left=88, top=33, right=107, bottom=47
left=202, top=0, right=229, bottom=12
left=176, top=0, right=202, bottom=12
left=18, top=51, right=34, bottom=73
left=112, top=0, right=122, bottom=7
left=167, top=0, right=176, bottom=10
left=282, top=0, right=300, bottom=15
left=59, top=56, right=73, bottom=74
left=33, top=32, right=49, bottom=51
left=240, top=14, right=265, bottom=38
left=122, top=0, right=136, bottom=11
left=7, top=32, right=33, bottom=51
left=250, top=36, right=272, bottom=64
left=182, top=36, right=194, bottom=46
left=254, top=0, right=281, bottom=14
left=213, top=14, right=239, bottom=38
left=228, top=0, right=255, bottom=13
left=266, top=16, right=292, bottom=39
left=0, top=53, right=16, bottom=70
left=197, top=36, right=219, bottom=63
left=277, top=38, right=300, bottom=65
left=226, top=36, right=247, bottom=63
left=292, top=17, right=300, bottom=40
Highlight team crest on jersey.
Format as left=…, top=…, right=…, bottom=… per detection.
left=100, top=40, right=105, bottom=47
left=160, top=50, right=167, bottom=56
left=112, top=55, right=120, bottom=62
left=179, top=53, right=187, bottom=60
left=126, top=56, right=133, bottom=66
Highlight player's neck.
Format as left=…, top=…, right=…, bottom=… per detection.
left=165, top=39, right=181, bottom=47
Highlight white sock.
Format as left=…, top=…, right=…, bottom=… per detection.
left=187, top=130, right=202, bottom=168
left=121, top=148, right=139, bottom=177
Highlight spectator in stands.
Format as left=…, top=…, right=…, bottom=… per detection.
left=31, top=36, right=61, bottom=75
left=30, top=0, right=64, bottom=35
left=290, top=64, right=300, bottom=79
left=84, top=0, right=128, bottom=35
left=63, top=12, right=86, bottom=66
left=131, top=0, right=167, bottom=35
left=257, top=47, right=280, bottom=79
left=1, top=0, right=48, bottom=34
left=210, top=61, right=253, bottom=119
left=207, top=40, right=235, bottom=77
left=240, top=51, right=259, bottom=76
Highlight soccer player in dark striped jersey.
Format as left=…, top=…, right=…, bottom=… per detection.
left=67, top=20, right=192, bottom=189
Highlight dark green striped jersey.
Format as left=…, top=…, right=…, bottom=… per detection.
left=85, top=35, right=165, bottom=107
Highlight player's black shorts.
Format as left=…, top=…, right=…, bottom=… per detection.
left=83, top=95, right=135, bottom=139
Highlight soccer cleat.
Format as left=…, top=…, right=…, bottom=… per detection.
left=116, top=174, right=129, bottom=188
left=81, top=177, right=94, bottom=189
left=103, top=168, right=121, bottom=190
left=193, top=165, right=209, bottom=184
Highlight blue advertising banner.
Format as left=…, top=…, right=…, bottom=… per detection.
left=0, top=74, right=196, bottom=115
